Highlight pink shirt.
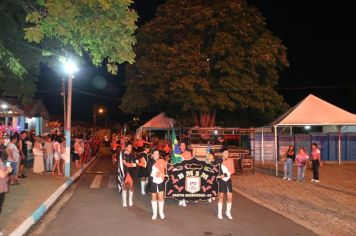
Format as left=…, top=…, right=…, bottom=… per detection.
left=296, top=153, right=309, bottom=167
left=311, top=149, right=320, bottom=160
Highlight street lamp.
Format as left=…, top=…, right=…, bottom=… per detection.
left=98, top=107, right=107, bottom=129
left=63, top=58, right=78, bottom=178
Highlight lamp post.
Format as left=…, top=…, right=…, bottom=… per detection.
left=63, top=59, right=78, bottom=178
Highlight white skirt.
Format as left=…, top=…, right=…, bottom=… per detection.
left=33, top=155, right=45, bottom=173
left=54, top=152, right=60, bottom=160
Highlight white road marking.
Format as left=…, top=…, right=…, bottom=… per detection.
left=107, top=175, right=117, bottom=188
left=90, top=175, right=103, bottom=188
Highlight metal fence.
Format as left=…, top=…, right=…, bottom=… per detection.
left=254, top=133, right=356, bottom=162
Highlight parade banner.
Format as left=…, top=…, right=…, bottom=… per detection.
left=165, top=158, right=219, bottom=201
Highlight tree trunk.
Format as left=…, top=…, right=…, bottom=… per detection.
left=192, top=110, right=216, bottom=127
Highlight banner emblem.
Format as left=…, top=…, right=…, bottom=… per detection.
left=185, top=176, right=201, bottom=194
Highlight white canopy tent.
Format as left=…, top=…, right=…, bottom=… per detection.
left=270, top=94, right=356, bottom=176
left=136, top=113, right=176, bottom=139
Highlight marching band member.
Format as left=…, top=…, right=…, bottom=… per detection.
left=180, top=142, right=192, bottom=160
left=148, top=149, right=167, bottom=220
left=206, top=151, right=217, bottom=203
left=122, top=143, right=137, bottom=207
left=137, top=146, right=150, bottom=195
left=217, top=148, right=235, bottom=220
left=178, top=142, right=191, bottom=207
left=111, top=134, right=118, bottom=164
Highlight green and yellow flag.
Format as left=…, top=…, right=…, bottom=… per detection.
left=171, top=128, right=182, bottom=164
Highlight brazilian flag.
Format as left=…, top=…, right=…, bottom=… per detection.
left=171, top=128, right=182, bottom=164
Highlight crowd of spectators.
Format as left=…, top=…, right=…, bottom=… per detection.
left=0, top=128, right=100, bottom=214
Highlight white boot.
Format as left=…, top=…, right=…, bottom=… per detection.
left=158, top=201, right=165, bottom=220
left=141, top=181, right=146, bottom=195
left=226, top=202, right=233, bottom=220
left=217, top=202, right=223, bottom=219
left=151, top=201, right=157, bottom=220
left=129, top=191, right=134, bottom=207
left=122, top=190, right=127, bottom=207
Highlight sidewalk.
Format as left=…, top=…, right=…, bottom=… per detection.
left=0, top=161, right=79, bottom=235
left=232, top=164, right=356, bottom=236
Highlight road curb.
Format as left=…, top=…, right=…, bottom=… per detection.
left=9, top=157, right=98, bottom=236
left=232, top=186, right=327, bottom=236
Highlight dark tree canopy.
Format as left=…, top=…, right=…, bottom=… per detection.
left=0, top=1, right=41, bottom=100
left=121, top=0, right=289, bottom=126
left=25, top=0, right=138, bottom=75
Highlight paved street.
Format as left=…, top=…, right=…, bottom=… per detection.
left=29, top=155, right=316, bottom=236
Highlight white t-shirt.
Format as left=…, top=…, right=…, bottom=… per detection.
left=6, top=143, right=20, bottom=162
left=151, top=166, right=164, bottom=184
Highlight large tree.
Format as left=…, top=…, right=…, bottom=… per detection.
left=121, top=0, right=289, bottom=127
left=0, top=1, right=41, bottom=100
left=25, top=0, right=138, bottom=75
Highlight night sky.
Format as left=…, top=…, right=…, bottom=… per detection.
left=36, top=0, right=356, bottom=124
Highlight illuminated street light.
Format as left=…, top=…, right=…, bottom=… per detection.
left=1, top=104, right=8, bottom=109
left=97, top=107, right=107, bottom=129
left=63, top=59, right=79, bottom=76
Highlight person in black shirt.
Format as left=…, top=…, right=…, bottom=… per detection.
left=137, top=146, right=150, bottom=195
left=121, top=143, right=137, bottom=207
left=18, top=131, right=28, bottom=178
left=0, top=138, right=7, bottom=162
left=283, top=145, right=295, bottom=181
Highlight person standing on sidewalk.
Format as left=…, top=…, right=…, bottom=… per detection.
left=283, top=145, right=295, bottom=181
left=32, top=139, right=45, bottom=174
left=0, top=158, right=12, bottom=214
left=0, top=138, right=7, bottom=162
left=148, top=149, right=167, bottom=220
left=6, top=136, right=20, bottom=185
left=73, top=137, right=83, bottom=169
left=311, top=143, right=322, bottom=183
left=18, top=131, right=28, bottom=178
left=52, top=136, right=62, bottom=176
left=295, top=147, right=309, bottom=182
left=217, top=148, right=235, bottom=220
left=44, top=136, right=54, bottom=173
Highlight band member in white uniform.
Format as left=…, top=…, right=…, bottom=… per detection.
left=217, top=148, right=235, bottom=220
left=137, top=146, right=150, bottom=195
left=148, top=149, right=167, bottom=220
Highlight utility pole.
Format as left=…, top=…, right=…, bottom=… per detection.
left=62, top=78, right=67, bottom=128
left=64, top=75, right=73, bottom=177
